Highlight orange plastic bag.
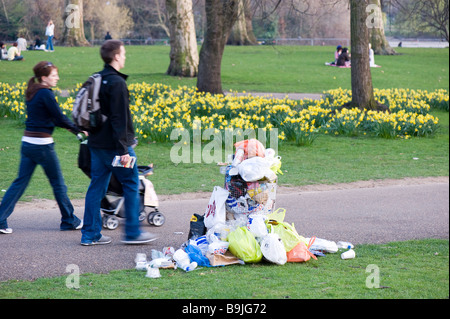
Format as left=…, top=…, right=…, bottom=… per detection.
left=234, top=139, right=266, bottom=159
left=286, top=236, right=318, bottom=262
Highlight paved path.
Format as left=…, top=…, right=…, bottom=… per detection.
left=0, top=178, right=448, bottom=282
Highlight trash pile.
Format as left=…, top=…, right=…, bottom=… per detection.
left=136, top=139, right=356, bottom=278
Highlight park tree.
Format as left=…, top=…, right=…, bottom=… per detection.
left=197, top=0, right=240, bottom=94
left=349, top=0, right=385, bottom=111
left=166, top=0, right=199, bottom=77
left=368, top=0, right=396, bottom=55
left=228, top=0, right=257, bottom=45
left=84, top=0, right=134, bottom=42
left=392, top=0, right=449, bottom=43
left=60, top=0, right=90, bottom=46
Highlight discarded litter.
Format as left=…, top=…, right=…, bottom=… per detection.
left=134, top=139, right=356, bottom=278
left=341, top=249, right=356, bottom=260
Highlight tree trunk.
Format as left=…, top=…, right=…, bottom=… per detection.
left=166, top=0, right=199, bottom=77
left=197, top=0, right=239, bottom=94
left=350, top=0, right=379, bottom=110
left=368, top=0, right=396, bottom=55
left=61, top=0, right=90, bottom=47
left=228, top=0, right=257, bottom=45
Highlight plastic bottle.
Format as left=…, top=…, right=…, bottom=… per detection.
left=337, top=241, right=354, bottom=250
left=173, top=249, right=197, bottom=272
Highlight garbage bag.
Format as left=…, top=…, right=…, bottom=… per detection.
left=185, top=245, right=211, bottom=267
left=227, top=227, right=262, bottom=263
left=204, top=186, right=229, bottom=229
left=266, top=208, right=286, bottom=223
left=247, top=214, right=268, bottom=238
left=238, top=157, right=277, bottom=182
left=287, top=236, right=318, bottom=262
left=260, top=233, right=287, bottom=265
left=267, top=221, right=308, bottom=252
left=188, top=213, right=206, bottom=240
left=307, top=237, right=339, bottom=253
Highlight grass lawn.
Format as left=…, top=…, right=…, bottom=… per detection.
left=0, top=239, right=448, bottom=299
left=0, top=45, right=448, bottom=93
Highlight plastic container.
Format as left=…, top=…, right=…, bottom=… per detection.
left=173, top=249, right=198, bottom=272
left=341, top=249, right=356, bottom=260
left=145, top=266, right=161, bottom=278
left=337, top=241, right=354, bottom=249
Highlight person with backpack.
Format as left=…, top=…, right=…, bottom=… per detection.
left=0, top=61, right=83, bottom=234
left=80, top=40, right=157, bottom=245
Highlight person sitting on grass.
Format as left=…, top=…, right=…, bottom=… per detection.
left=7, top=42, right=24, bottom=61
left=0, top=42, right=8, bottom=60
left=336, top=47, right=350, bottom=67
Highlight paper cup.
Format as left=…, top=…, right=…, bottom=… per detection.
left=341, top=249, right=356, bottom=260
left=145, top=266, right=161, bottom=278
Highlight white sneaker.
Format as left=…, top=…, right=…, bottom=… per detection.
left=0, top=228, right=13, bottom=234
left=76, top=220, right=83, bottom=230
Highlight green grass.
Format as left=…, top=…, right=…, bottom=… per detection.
left=0, top=239, right=448, bottom=299
left=0, top=46, right=448, bottom=92
left=0, top=109, right=448, bottom=198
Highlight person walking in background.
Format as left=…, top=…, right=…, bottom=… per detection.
left=0, top=61, right=84, bottom=234
left=45, top=20, right=55, bottom=52
left=81, top=40, right=157, bottom=246
left=104, top=32, right=112, bottom=41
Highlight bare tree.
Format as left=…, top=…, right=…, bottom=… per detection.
left=391, top=0, right=449, bottom=42
left=84, top=0, right=134, bottom=42
left=197, top=0, right=240, bottom=94
left=415, top=0, right=449, bottom=42
left=166, top=0, right=199, bottom=77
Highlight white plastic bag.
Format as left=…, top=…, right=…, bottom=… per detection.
left=260, top=233, right=287, bottom=265
left=204, top=186, right=229, bottom=229
left=207, top=240, right=230, bottom=255
left=307, top=237, right=338, bottom=253
left=247, top=214, right=268, bottom=238
left=238, top=157, right=277, bottom=182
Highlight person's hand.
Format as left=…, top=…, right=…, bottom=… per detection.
left=120, top=154, right=131, bottom=166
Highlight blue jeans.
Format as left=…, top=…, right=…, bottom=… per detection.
left=46, top=36, right=54, bottom=51
left=0, top=142, right=81, bottom=230
left=81, top=147, right=141, bottom=244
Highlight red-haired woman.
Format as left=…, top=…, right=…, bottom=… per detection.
left=0, top=61, right=83, bottom=234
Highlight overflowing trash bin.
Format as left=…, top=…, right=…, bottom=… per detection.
left=135, top=139, right=355, bottom=276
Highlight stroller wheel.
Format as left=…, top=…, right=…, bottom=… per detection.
left=104, top=215, right=119, bottom=230
left=148, top=211, right=165, bottom=227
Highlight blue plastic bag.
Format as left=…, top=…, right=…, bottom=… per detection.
left=185, top=245, right=211, bottom=267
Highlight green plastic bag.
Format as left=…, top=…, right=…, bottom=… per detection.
left=267, top=221, right=308, bottom=252
left=227, top=227, right=263, bottom=263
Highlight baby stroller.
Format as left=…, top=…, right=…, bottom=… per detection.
left=78, top=137, right=165, bottom=230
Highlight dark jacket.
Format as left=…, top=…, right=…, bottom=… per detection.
left=88, top=64, right=135, bottom=156
left=337, top=51, right=350, bottom=66
left=25, top=88, right=80, bottom=135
